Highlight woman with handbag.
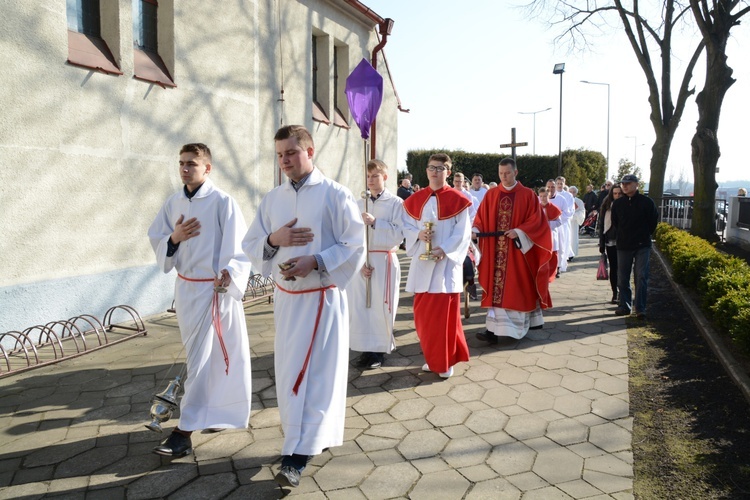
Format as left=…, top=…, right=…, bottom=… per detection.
left=597, top=183, right=623, bottom=304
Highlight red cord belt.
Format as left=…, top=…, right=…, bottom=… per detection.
left=178, top=274, right=230, bottom=375
left=275, top=282, right=336, bottom=395
left=369, top=249, right=397, bottom=313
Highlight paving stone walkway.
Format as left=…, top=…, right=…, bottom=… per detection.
left=0, top=237, right=634, bottom=499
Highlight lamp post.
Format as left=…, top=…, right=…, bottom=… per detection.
left=518, top=107, right=551, bottom=154
left=553, top=63, right=565, bottom=176
left=581, top=80, right=610, bottom=178
left=625, top=135, right=644, bottom=167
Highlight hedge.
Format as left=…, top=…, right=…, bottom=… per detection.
left=404, top=149, right=606, bottom=192
left=654, top=222, right=750, bottom=350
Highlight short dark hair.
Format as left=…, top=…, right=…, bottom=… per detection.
left=472, top=173, right=483, bottom=180
left=428, top=153, right=452, bottom=168
left=180, top=143, right=212, bottom=161
left=274, top=125, right=314, bottom=150
left=499, top=158, right=516, bottom=169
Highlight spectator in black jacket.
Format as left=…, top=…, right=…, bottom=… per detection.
left=397, top=175, right=414, bottom=201
left=611, top=174, right=659, bottom=320
left=583, top=184, right=599, bottom=216
left=597, top=183, right=623, bottom=304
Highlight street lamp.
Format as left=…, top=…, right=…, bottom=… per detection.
left=553, top=63, right=565, bottom=176
left=581, top=80, right=610, bottom=178
left=518, top=107, right=551, bottom=154
left=625, top=135, right=645, bottom=168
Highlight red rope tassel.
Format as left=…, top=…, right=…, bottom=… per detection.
left=276, top=283, right=335, bottom=395
left=212, top=291, right=230, bottom=375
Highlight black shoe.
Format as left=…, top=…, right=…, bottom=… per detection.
left=529, top=324, right=543, bottom=330
left=353, top=353, right=373, bottom=368
left=367, top=353, right=385, bottom=369
left=275, top=465, right=301, bottom=488
left=636, top=312, right=647, bottom=320
left=153, top=431, right=193, bottom=457
left=475, top=330, right=498, bottom=344
left=610, top=293, right=618, bottom=304
left=555, top=270, right=561, bottom=278
left=614, top=307, right=631, bottom=316
left=467, top=282, right=477, bottom=300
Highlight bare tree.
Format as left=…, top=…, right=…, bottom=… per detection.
left=527, top=1, right=705, bottom=202
left=688, top=0, right=750, bottom=240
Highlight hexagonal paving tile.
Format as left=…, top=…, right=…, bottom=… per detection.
left=503, top=413, right=548, bottom=440
left=527, top=371, right=562, bottom=389
left=560, top=373, right=595, bottom=393
left=486, top=441, right=536, bottom=476
left=481, top=386, right=519, bottom=408
left=465, top=408, right=509, bottom=435
left=546, top=418, right=588, bottom=446
left=464, top=364, right=499, bottom=382
left=589, top=422, right=632, bottom=453
left=532, top=443, right=584, bottom=484
left=553, top=394, right=592, bottom=418
left=426, top=404, right=471, bottom=427
left=352, top=392, right=398, bottom=415
left=314, top=454, right=374, bottom=491
left=441, top=435, right=492, bottom=468
left=398, top=429, right=449, bottom=460
left=517, top=390, right=555, bottom=412
left=388, top=398, right=434, bottom=420
left=359, top=461, right=420, bottom=499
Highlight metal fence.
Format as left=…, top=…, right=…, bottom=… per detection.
left=655, top=196, right=727, bottom=240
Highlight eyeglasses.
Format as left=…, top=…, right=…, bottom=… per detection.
left=427, top=165, right=447, bottom=172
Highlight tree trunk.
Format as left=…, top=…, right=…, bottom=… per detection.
left=647, top=128, right=675, bottom=201
left=690, top=32, right=735, bottom=241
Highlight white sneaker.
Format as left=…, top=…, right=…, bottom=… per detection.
left=422, top=363, right=453, bottom=378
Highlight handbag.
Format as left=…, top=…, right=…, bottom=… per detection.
left=596, top=255, right=609, bottom=280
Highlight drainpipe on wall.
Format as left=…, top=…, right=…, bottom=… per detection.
left=370, top=19, right=394, bottom=159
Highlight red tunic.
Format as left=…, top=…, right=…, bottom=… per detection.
left=403, top=185, right=472, bottom=221
left=474, top=182, right=553, bottom=312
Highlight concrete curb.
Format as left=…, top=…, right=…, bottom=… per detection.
left=653, top=247, right=750, bottom=406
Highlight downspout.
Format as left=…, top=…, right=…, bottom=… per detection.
left=370, top=19, right=393, bottom=159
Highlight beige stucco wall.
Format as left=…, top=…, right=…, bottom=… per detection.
left=0, top=0, right=397, bottom=332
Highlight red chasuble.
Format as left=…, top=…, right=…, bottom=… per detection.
left=403, top=185, right=472, bottom=221
left=474, top=182, right=553, bottom=312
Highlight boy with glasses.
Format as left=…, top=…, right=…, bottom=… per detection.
left=402, top=153, right=472, bottom=378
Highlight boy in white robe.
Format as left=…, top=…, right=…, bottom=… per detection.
left=242, top=125, right=365, bottom=488
left=148, top=143, right=253, bottom=457
left=347, top=159, right=404, bottom=369
left=555, top=176, right=576, bottom=266
left=547, top=179, right=572, bottom=275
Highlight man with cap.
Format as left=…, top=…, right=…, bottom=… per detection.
left=610, top=174, right=659, bottom=320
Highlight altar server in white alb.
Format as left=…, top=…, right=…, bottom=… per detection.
left=347, top=159, right=404, bottom=370
left=148, top=143, right=253, bottom=458
left=242, top=125, right=365, bottom=489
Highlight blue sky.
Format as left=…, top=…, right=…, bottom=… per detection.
left=366, top=0, right=750, bottom=184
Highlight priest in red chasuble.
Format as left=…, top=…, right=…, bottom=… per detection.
left=403, top=153, right=472, bottom=378
left=473, top=158, right=554, bottom=344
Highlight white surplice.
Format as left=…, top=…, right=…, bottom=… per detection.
left=570, top=197, right=586, bottom=257
left=148, top=177, right=253, bottom=431
left=402, top=197, right=471, bottom=294
left=549, top=191, right=573, bottom=270
left=346, top=189, right=404, bottom=353
left=242, top=167, right=365, bottom=456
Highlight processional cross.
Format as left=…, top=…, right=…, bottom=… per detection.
left=499, top=128, right=528, bottom=161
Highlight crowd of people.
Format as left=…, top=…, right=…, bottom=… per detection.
left=147, top=126, right=657, bottom=488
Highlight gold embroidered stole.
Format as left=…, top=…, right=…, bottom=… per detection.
left=492, top=191, right=514, bottom=306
